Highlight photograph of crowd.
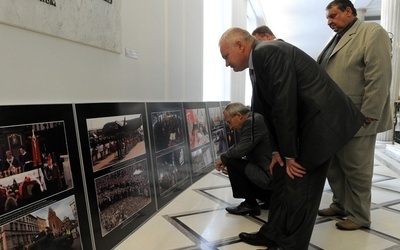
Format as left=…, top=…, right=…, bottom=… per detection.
left=0, top=195, right=82, bottom=250
left=156, top=147, right=189, bottom=195
left=151, top=110, right=184, bottom=152
left=0, top=121, right=73, bottom=217
left=94, top=160, right=151, bottom=236
left=185, top=108, right=210, bottom=150
left=191, top=146, right=213, bottom=174
left=86, top=114, right=146, bottom=172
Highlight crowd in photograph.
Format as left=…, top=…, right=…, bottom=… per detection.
left=95, top=165, right=150, bottom=234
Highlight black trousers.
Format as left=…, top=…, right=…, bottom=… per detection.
left=259, top=158, right=332, bottom=250
left=225, top=158, right=272, bottom=203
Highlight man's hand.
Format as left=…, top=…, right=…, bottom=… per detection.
left=363, top=117, right=376, bottom=127
left=269, top=152, right=284, bottom=173
left=215, top=158, right=223, bottom=171
left=286, top=159, right=306, bottom=179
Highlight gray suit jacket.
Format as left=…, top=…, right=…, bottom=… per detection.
left=221, top=112, right=271, bottom=170
left=318, top=19, right=392, bottom=136
left=221, top=112, right=272, bottom=189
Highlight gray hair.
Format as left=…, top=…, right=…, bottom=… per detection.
left=224, top=102, right=250, bottom=117
left=219, top=27, right=254, bottom=48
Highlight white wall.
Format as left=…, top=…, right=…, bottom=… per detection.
left=0, top=0, right=204, bottom=105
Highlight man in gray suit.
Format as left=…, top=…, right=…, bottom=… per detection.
left=215, top=102, right=272, bottom=216
left=219, top=27, right=365, bottom=250
left=317, top=0, right=392, bottom=231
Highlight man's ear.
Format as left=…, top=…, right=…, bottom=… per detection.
left=236, top=40, right=245, bottom=52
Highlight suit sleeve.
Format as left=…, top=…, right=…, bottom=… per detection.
left=361, top=26, right=392, bottom=119
left=220, top=116, right=266, bottom=164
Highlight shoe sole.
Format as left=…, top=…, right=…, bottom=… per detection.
left=226, top=209, right=261, bottom=216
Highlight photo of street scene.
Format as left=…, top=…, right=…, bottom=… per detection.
left=151, top=110, right=184, bottom=152
left=94, top=160, right=151, bottom=236
left=211, top=128, right=228, bottom=159
left=191, top=145, right=213, bottom=174
left=0, top=121, right=73, bottom=216
left=185, top=108, right=210, bottom=150
left=86, top=114, right=146, bottom=172
left=207, top=106, right=228, bottom=159
left=0, top=195, right=82, bottom=250
left=156, top=147, right=189, bottom=195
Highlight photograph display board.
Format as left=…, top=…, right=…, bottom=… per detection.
left=75, top=103, right=154, bottom=250
left=183, top=102, right=214, bottom=181
left=146, top=102, right=191, bottom=208
left=206, top=102, right=228, bottom=161
left=0, top=104, right=91, bottom=250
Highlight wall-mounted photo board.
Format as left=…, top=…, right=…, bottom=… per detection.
left=0, top=104, right=92, bottom=250
left=75, top=102, right=154, bottom=250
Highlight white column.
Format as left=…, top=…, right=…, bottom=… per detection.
left=357, top=8, right=366, bottom=21
left=377, top=0, right=400, bottom=141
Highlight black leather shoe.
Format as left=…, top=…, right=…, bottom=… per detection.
left=238, top=232, right=277, bottom=246
left=225, top=203, right=260, bottom=215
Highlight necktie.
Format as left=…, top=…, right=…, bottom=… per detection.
left=320, top=35, right=340, bottom=69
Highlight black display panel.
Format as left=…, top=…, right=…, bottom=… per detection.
left=146, top=102, right=191, bottom=209
left=0, top=104, right=91, bottom=250
left=75, top=103, right=155, bottom=250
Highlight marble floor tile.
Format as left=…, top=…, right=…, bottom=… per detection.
left=114, top=144, right=400, bottom=250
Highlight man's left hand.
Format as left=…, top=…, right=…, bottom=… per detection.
left=286, top=159, right=306, bottom=179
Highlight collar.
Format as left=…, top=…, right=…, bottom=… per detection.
left=249, top=50, right=254, bottom=70
left=338, top=18, right=357, bottom=37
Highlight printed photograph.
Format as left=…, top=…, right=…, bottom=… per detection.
left=190, top=146, right=213, bottom=174
left=0, top=195, right=82, bottom=250
left=0, top=121, right=73, bottom=216
left=211, top=128, right=228, bottom=159
left=86, top=114, right=146, bottom=172
left=151, top=110, right=184, bottom=152
left=207, top=106, right=223, bottom=131
left=185, top=109, right=210, bottom=150
left=94, top=160, right=151, bottom=236
left=156, top=147, right=190, bottom=195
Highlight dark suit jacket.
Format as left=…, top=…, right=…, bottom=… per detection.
left=251, top=40, right=365, bottom=170
left=221, top=112, right=271, bottom=168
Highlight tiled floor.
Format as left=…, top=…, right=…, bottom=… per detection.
left=115, top=142, right=400, bottom=250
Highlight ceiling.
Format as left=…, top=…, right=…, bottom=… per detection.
left=259, top=0, right=382, bottom=59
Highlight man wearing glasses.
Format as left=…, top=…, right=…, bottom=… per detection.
left=215, top=102, right=273, bottom=215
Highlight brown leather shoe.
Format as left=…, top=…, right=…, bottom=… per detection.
left=336, top=219, right=363, bottom=230
left=318, top=208, right=347, bottom=217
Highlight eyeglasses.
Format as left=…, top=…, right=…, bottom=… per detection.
left=226, top=114, right=237, bottom=125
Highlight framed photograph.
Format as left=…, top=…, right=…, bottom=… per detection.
left=0, top=104, right=92, bottom=250
left=183, top=102, right=215, bottom=182
left=0, top=195, right=84, bottom=250
left=75, top=102, right=154, bottom=250
left=146, top=102, right=191, bottom=208
left=206, top=102, right=228, bottom=160
left=94, top=159, right=152, bottom=237
left=86, top=114, right=146, bottom=172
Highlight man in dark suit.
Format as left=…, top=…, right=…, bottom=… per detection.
left=19, top=146, right=33, bottom=172
left=215, top=102, right=272, bottom=215
left=219, top=27, right=366, bottom=250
